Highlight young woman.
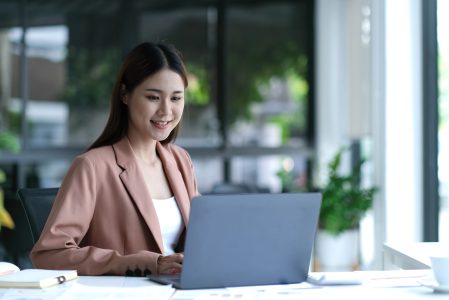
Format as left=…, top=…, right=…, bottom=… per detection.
left=30, top=42, right=199, bottom=276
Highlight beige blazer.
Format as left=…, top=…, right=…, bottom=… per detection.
left=30, top=137, right=199, bottom=276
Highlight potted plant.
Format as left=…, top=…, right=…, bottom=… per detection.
left=315, top=146, right=378, bottom=271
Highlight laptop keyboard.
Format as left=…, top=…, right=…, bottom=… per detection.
left=170, top=277, right=181, bottom=284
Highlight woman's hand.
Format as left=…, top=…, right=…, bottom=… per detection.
left=157, top=253, right=184, bottom=275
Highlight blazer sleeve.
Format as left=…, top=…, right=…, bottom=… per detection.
left=30, top=155, right=161, bottom=276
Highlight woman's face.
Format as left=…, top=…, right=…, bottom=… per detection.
left=124, top=69, right=185, bottom=143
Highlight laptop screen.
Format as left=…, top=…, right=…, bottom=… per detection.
left=176, top=192, right=322, bottom=289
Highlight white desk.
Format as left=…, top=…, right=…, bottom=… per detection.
left=0, top=276, right=174, bottom=299
left=0, top=270, right=445, bottom=299
left=383, top=242, right=449, bottom=270
left=173, top=270, right=442, bottom=300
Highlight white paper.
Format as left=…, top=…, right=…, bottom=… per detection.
left=357, top=269, right=433, bottom=288
left=0, top=283, right=69, bottom=300
left=59, top=283, right=174, bottom=300
left=307, top=272, right=365, bottom=285
left=172, top=282, right=323, bottom=300
left=172, top=289, right=258, bottom=300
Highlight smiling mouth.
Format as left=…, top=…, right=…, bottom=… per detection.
left=151, top=120, right=171, bottom=129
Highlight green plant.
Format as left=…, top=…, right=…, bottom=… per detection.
left=0, top=131, right=20, bottom=230
left=0, top=131, right=20, bottom=153
left=63, top=47, right=120, bottom=109
left=319, top=146, right=378, bottom=236
left=185, top=62, right=210, bottom=106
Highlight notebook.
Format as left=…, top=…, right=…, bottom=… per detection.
left=0, top=262, right=77, bottom=288
left=148, top=192, right=322, bottom=289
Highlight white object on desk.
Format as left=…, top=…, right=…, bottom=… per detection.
left=418, top=278, right=449, bottom=294
left=0, top=262, right=20, bottom=276
left=430, top=255, right=449, bottom=286
left=382, top=242, right=449, bottom=270
left=0, top=269, right=77, bottom=288
left=364, top=269, right=432, bottom=288
left=307, top=272, right=364, bottom=285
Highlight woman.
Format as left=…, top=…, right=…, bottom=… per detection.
left=30, top=42, right=199, bottom=276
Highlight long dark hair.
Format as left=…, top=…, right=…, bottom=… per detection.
left=88, top=42, right=188, bottom=151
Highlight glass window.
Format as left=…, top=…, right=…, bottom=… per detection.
left=22, top=159, right=71, bottom=188
left=438, top=0, right=449, bottom=242
left=0, top=3, right=20, bottom=197
left=0, top=0, right=314, bottom=194
left=227, top=2, right=312, bottom=148
left=192, top=157, right=223, bottom=194
left=230, top=155, right=309, bottom=194
left=9, top=25, right=69, bottom=147
left=140, top=7, right=218, bottom=147
left=0, top=28, right=20, bottom=136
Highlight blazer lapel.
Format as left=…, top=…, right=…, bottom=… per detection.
left=157, top=143, right=191, bottom=226
left=113, top=138, right=164, bottom=253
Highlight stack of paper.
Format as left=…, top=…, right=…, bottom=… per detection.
left=0, top=268, right=78, bottom=288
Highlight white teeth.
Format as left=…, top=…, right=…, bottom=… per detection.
left=153, top=121, right=169, bottom=125
left=152, top=120, right=171, bottom=129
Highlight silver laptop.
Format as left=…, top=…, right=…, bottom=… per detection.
left=148, top=192, right=321, bottom=289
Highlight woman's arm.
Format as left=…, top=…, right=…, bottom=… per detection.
left=30, top=155, right=161, bottom=275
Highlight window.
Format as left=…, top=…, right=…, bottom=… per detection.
left=0, top=0, right=314, bottom=194
left=438, top=0, right=449, bottom=241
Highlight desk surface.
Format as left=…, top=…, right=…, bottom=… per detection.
left=0, top=270, right=445, bottom=299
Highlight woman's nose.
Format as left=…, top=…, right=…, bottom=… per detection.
left=157, top=99, right=171, bottom=114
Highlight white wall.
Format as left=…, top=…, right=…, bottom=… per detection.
left=315, top=0, right=374, bottom=182
left=315, top=0, right=349, bottom=186
left=315, top=0, right=423, bottom=269
left=384, top=0, right=423, bottom=244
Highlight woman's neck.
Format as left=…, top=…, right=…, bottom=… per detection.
left=127, top=134, right=158, bottom=164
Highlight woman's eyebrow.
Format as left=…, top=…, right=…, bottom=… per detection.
left=144, top=88, right=162, bottom=92
left=144, top=89, right=184, bottom=94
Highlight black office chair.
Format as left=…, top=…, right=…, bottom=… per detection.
left=17, top=188, right=59, bottom=244
left=1, top=187, right=58, bottom=268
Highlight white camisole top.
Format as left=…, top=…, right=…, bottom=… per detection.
left=152, top=197, right=183, bottom=255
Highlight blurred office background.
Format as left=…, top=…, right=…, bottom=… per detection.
left=0, top=0, right=446, bottom=270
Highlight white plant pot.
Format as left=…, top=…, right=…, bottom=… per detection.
left=315, top=229, right=359, bottom=271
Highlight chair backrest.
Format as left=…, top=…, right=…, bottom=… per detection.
left=16, top=188, right=59, bottom=244
left=1, top=187, right=58, bottom=268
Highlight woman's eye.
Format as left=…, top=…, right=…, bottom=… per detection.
left=171, top=96, right=182, bottom=101
left=147, top=95, right=159, bottom=101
